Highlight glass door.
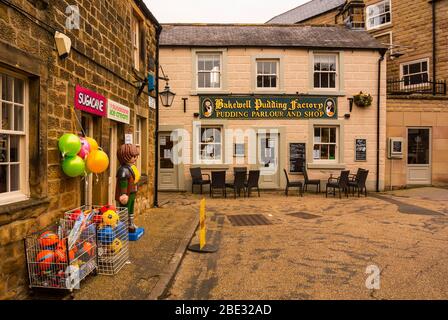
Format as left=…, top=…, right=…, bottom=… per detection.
left=257, top=133, right=280, bottom=189
left=407, top=128, right=431, bottom=185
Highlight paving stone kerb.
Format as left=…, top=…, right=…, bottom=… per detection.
left=73, top=197, right=198, bottom=300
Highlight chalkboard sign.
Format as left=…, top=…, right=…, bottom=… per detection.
left=355, top=139, right=367, bottom=161
left=289, top=143, right=306, bottom=173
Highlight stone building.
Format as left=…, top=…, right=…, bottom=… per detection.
left=159, top=24, right=387, bottom=193
left=0, top=0, right=160, bottom=299
left=268, top=0, right=448, bottom=188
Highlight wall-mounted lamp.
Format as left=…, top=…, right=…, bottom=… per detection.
left=390, top=51, right=405, bottom=60
left=159, top=65, right=176, bottom=107
left=159, top=79, right=176, bottom=107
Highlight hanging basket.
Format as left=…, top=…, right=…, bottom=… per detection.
left=353, top=92, right=373, bottom=107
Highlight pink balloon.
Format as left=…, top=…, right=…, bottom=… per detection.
left=77, top=137, right=91, bottom=159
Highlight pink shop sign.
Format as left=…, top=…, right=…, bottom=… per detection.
left=75, top=85, right=107, bottom=117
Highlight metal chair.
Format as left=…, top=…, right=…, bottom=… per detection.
left=190, top=167, right=210, bottom=194
left=210, top=171, right=226, bottom=198
left=303, top=166, right=320, bottom=193
left=226, top=171, right=247, bottom=198
left=245, top=170, right=260, bottom=197
left=325, top=170, right=350, bottom=198
left=348, top=169, right=369, bottom=197
left=283, top=169, right=303, bottom=197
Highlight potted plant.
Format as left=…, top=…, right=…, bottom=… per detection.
left=353, top=91, right=373, bottom=107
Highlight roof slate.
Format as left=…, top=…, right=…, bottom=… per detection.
left=267, top=0, right=346, bottom=24
left=160, top=24, right=386, bottom=51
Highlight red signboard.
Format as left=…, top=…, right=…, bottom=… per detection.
left=75, top=85, right=107, bottom=117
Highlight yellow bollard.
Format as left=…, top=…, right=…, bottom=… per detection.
left=188, top=198, right=217, bottom=253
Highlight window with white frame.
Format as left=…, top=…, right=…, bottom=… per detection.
left=0, top=71, right=27, bottom=202
left=131, top=14, right=140, bottom=70
left=401, top=59, right=429, bottom=86
left=366, top=0, right=391, bottom=30
left=313, top=127, right=337, bottom=161
left=135, top=117, right=143, bottom=173
left=197, top=53, right=221, bottom=89
left=313, top=54, right=337, bottom=89
left=256, top=60, right=278, bottom=89
left=199, top=127, right=222, bottom=162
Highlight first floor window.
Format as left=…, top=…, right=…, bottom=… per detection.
left=0, top=71, right=27, bottom=201
left=313, top=127, right=337, bottom=161
left=199, top=127, right=222, bottom=162
left=314, top=54, right=337, bottom=89
left=197, top=53, right=221, bottom=89
left=366, top=0, right=391, bottom=30
left=256, top=60, right=278, bottom=88
left=402, top=59, right=429, bottom=86
left=132, top=14, right=140, bottom=70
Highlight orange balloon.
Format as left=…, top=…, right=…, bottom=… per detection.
left=86, top=150, right=109, bottom=174
left=85, top=137, right=99, bottom=152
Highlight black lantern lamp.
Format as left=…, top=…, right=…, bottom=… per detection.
left=159, top=65, right=176, bottom=107
left=159, top=79, right=176, bottom=107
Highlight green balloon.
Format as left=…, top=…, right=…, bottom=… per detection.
left=58, top=133, right=81, bottom=157
left=62, top=156, right=85, bottom=177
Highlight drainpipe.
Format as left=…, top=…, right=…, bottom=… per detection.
left=432, top=0, right=437, bottom=95
left=376, top=51, right=386, bottom=192
left=153, top=26, right=162, bottom=208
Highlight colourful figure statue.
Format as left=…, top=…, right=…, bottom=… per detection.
left=116, top=144, right=141, bottom=234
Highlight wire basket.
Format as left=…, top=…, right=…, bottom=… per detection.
left=24, top=216, right=97, bottom=292
left=94, top=206, right=130, bottom=275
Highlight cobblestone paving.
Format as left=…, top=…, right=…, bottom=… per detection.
left=166, top=187, right=448, bottom=300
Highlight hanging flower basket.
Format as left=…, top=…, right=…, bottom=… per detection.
left=353, top=91, right=373, bottom=107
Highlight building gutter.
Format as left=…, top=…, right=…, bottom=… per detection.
left=431, top=0, right=437, bottom=95
left=153, top=25, right=162, bottom=208
left=376, top=50, right=386, bottom=192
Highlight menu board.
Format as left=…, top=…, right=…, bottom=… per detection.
left=289, top=143, right=306, bottom=173
left=355, top=139, right=367, bottom=161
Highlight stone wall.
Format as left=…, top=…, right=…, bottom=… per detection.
left=0, top=0, right=158, bottom=299
left=386, top=96, right=448, bottom=188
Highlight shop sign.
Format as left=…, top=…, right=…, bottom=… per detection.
left=75, top=85, right=107, bottom=117
left=107, top=99, right=130, bottom=124
left=200, top=96, right=337, bottom=120
left=125, top=134, right=133, bottom=144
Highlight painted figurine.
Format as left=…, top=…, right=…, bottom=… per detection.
left=116, top=144, right=141, bottom=233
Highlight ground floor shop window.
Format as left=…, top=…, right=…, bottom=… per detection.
left=0, top=71, right=28, bottom=203
left=313, top=126, right=337, bottom=161
left=199, top=126, right=222, bottom=162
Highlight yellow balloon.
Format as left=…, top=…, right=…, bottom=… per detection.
left=86, top=150, right=109, bottom=174
left=85, top=137, right=99, bottom=152
left=131, top=165, right=140, bottom=183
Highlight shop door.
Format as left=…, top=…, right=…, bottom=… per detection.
left=407, top=128, right=431, bottom=185
left=159, top=132, right=178, bottom=190
left=108, top=123, right=118, bottom=204
left=257, top=133, right=280, bottom=189
left=80, top=114, right=93, bottom=205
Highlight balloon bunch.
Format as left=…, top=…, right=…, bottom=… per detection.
left=58, top=133, right=109, bottom=178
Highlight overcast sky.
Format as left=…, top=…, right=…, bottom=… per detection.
left=144, top=0, right=309, bottom=23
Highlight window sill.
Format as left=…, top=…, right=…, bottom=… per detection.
left=0, top=197, right=50, bottom=215
left=190, top=90, right=230, bottom=96
left=307, top=163, right=346, bottom=170
left=191, top=164, right=230, bottom=170
left=306, top=91, right=346, bottom=97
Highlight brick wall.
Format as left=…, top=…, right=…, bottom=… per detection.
left=0, top=0, right=158, bottom=299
